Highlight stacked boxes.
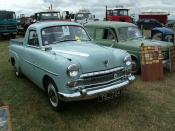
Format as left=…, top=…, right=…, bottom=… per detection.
left=140, top=46, right=163, bottom=65
left=140, top=45, right=163, bottom=81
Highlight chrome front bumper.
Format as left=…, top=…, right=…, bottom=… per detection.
left=58, top=75, right=135, bottom=102
left=162, top=59, right=169, bottom=65
left=162, top=59, right=170, bottom=69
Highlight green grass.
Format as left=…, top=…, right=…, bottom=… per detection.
left=0, top=39, right=175, bottom=131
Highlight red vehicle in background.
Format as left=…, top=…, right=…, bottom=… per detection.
left=105, top=5, right=132, bottom=23
left=139, top=12, right=169, bottom=25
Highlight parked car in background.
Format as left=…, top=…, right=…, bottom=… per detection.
left=74, top=9, right=95, bottom=25
left=34, top=11, right=61, bottom=22
left=151, top=27, right=174, bottom=44
left=85, top=21, right=173, bottom=73
left=137, top=19, right=163, bottom=29
left=9, top=21, right=135, bottom=111
left=0, top=10, right=17, bottom=38
left=166, top=20, right=175, bottom=31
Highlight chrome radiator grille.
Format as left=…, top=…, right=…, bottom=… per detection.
left=78, top=67, right=125, bottom=87
left=0, top=25, right=17, bottom=31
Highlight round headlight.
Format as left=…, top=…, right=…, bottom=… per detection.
left=124, top=55, right=132, bottom=66
left=67, top=64, right=79, bottom=77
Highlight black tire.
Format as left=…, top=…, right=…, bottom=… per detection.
left=131, top=59, right=140, bottom=74
left=14, top=66, right=23, bottom=78
left=46, top=79, right=63, bottom=112
left=12, top=58, right=23, bottom=78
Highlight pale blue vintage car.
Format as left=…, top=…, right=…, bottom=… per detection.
left=9, top=21, right=135, bottom=111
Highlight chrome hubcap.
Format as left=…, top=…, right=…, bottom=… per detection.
left=15, top=71, right=19, bottom=76
left=48, top=83, right=58, bottom=107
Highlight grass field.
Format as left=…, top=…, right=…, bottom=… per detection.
left=0, top=39, right=175, bottom=131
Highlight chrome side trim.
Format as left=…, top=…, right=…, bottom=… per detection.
left=23, top=59, right=59, bottom=76
left=80, top=67, right=124, bottom=78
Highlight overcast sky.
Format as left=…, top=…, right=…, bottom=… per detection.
left=0, top=0, right=175, bottom=19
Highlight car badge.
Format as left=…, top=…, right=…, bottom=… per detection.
left=104, top=59, right=109, bottom=67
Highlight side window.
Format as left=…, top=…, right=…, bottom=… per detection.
left=118, top=28, right=128, bottom=41
left=165, top=35, right=173, bottom=42
left=152, top=33, right=162, bottom=41
left=95, top=28, right=104, bottom=40
left=95, top=28, right=115, bottom=40
left=103, top=29, right=115, bottom=40
left=28, top=30, right=39, bottom=46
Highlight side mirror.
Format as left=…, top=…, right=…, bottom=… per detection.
left=111, top=39, right=116, bottom=47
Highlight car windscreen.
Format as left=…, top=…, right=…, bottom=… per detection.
left=40, top=12, right=61, bottom=20
left=118, top=10, right=128, bottom=16
left=0, top=11, right=15, bottom=19
left=41, top=25, right=91, bottom=45
left=75, top=13, right=91, bottom=20
left=118, top=26, right=142, bottom=41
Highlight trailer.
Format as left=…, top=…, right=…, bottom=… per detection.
left=139, top=12, right=169, bottom=25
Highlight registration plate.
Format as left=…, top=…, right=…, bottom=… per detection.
left=98, top=90, right=121, bottom=102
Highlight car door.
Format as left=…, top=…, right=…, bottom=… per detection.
left=94, top=28, right=117, bottom=47
left=22, top=30, right=40, bottom=81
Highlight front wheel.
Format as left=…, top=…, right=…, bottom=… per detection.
left=131, top=59, right=139, bottom=74
left=14, top=66, right=23, bottom=78
left=47, top=80, right=63, bottom=111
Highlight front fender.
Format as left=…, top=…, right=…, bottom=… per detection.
left=40, top=54, right=79, bottom=94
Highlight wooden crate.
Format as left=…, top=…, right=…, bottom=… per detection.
left=140, top=45, right=163, bottom=81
